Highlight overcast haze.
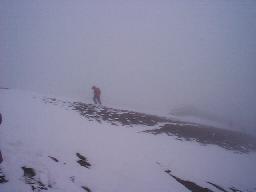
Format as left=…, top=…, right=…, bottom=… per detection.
left=1, top=0, right=256, bottom=134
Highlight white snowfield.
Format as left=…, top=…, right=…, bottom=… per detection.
left=0, top=89, right=255, bottom=192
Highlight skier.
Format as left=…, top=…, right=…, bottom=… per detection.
left=91, top=86, right=102, bottom=105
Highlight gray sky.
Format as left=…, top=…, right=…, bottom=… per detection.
left=1, top=0, right=256, bottom=133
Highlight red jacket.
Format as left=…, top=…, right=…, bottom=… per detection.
left=93, top=87, right=101, bottom=97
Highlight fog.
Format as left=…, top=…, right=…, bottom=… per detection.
left=1, top=0, right=256, bottom=134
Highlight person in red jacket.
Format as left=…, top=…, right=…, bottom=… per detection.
left=92, top=86, right=102, bottom=105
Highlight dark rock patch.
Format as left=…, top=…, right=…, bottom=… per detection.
left=48, top=156, right=59, bottom=162
left=76, top=153, right=91, bottom=168
left=165, top=169, right=213, bottom=192
left=81, top=186, right=91, bottom=192
left=72, top=102, right=170, bottom=126
left=207, top=182, right=229, bottom=192
left=43, top=97, right=256, bottom=154
left=22, top=167, right=48, bottom=191
left=0, top=168, right=8, bottom=184
left=0, top=175, right=8, bottom=184
left=70, top=176, right=75, bottom=183
left=43, top=98, right=171, bottom=127
left=230, top=187, right=243, bottom=192
left=22, top=167, right=36, bottom=178
left=165, top=169, right=249, bottom=192
left=144, top=124, right=256, bottom=153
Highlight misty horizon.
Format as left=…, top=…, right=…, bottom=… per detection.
left=1, top=0, right=256, bottom=134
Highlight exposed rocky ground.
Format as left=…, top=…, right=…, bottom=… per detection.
left=164, top=169, right=247, bottom=192
left=144, top=123, right=256, bottom=153
left=44, top=97, right=256, bottom=154
left=18, top=153, right=92, bottom=192
left=22, top=166, right=48, bottom=192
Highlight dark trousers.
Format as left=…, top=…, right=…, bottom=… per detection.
left=93, top=95, right=101, bottom=104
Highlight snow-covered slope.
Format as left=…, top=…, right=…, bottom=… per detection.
left=0, top=89, right=256, bottom=192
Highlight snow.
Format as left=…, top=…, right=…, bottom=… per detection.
left=0, top=89, right=256, bottom=192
